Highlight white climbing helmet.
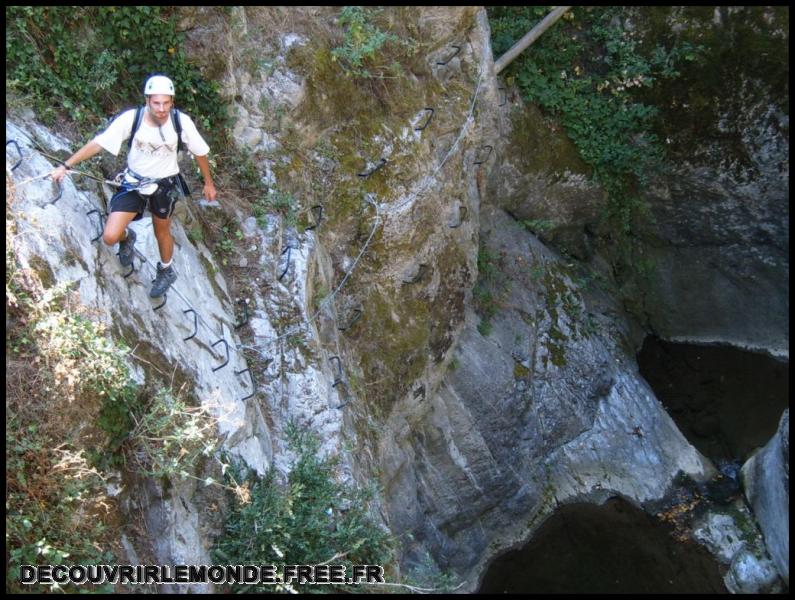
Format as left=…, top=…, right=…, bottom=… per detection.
left=144, top=75, right=175, bottom=97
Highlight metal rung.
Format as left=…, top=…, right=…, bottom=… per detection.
left=357, top=158, right=386, bottom=178
left=235, top=367, right=257, bottom=401
left=153, top=292, right=167, bottom=311
left=6, top=140, right=23, bottom=171
left=415, top=108, right=435, bottom=131
left=338, top=308, right=362, bottom=331
left=123, top=261, right=136, bottom=279
left=474, top=145, right=493, bottom=165
left=210, top=338, right=229, bottom=372
left=48, top=181, right=63, bottom=205
left=234, top=299, right=249, bottom=330
left=86, top=208, right=106, bottom=243
left=436, top=45, right=461, bottom=66
left=329, top=356, right=343, bottom=387
left=305, top=205, right=324, bottom=231
left=183, top=308, right=198, bottom=341
left=279, top=246, right=292, bottom=281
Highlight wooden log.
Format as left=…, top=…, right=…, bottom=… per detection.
left=494, top=7, right=573, bottom=75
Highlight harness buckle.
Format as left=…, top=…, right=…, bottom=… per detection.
left=121, top=168, right=159, bottom=196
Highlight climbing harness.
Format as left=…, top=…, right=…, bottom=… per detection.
left=116, top=168, right=161, bottom=196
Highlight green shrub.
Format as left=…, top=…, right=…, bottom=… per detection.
left=5, top=252, right=118, bottom=592
left=252, top=187, right=300, bottom=230
left=270, top=189, right=299, bottom=229
left=474, top=244, right=504, bottom=336
left=212, top=422, right=394, bottom=593
left=6, top=419, right=115, bottom=594
left=126, top=388, right=219, bottom=479
left=6, top=6, right=230, bottom=146
left=488, top=6, right=702, bottom=276
left=331, top=6, right=416, bottom=79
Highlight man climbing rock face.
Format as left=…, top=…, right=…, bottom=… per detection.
left=51, top=74, right=218, bottom=297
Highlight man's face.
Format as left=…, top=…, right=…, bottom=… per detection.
left=147, top=94, right=174, bottom=124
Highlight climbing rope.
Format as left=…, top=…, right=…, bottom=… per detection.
left=384, top=59, right=486, bottom=216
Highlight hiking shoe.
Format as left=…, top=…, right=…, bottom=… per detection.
left=150, top=262, right=177, bottom=298
left=117, top=228, right=137, bottom=267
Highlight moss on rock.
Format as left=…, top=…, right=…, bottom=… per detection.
left=635, top=6, right=788, bottom=173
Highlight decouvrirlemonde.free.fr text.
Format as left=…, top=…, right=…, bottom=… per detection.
left=21, top=564, right=385, bottom=586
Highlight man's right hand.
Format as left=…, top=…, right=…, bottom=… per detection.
left=51, top=164, right=69, bottom=183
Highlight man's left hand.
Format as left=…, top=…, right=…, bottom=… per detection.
left=203, top=182, right=217, bottom=203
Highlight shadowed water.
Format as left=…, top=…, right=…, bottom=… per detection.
left=637, top=336, right=788, bottom=462
left=478, top=498, right=727, bottom=594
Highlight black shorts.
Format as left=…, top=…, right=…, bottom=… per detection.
left=109, top=174, right=190, bottom=221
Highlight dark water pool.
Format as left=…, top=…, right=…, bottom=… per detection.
left=478, top=498, right=727, bottom=594
left=637, top=336, right=789, bottom=462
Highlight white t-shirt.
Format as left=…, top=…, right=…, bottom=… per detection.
left=93, top=107, right=211, bottom=179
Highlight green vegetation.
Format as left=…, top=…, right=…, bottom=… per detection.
left=488, top=6, right=703, bottom=277
left=474, top=243, right=506, bottom=336
left=6, top=6, right=229, bottom=145
left=6, top=241, right=120, bottom=591
left=637, top=7, right=788, bottom=169
left=6, top=419, right=115, bottom=594
left=216, top=226, right=236, bottom=264
left=187, top=227, right=204, bottom=243
left=269, top=189, right=299, bottom=229
left=212, top=422, right=394, bottom=593
left=331, top=6, right=415, bottom=79
left=398, top=549, right=463, bottom=593
left=126, top=388, right=219, bottom=478
left=521, top=218, right=555, bottom=236
left=313, top=282, right=330, bottom=312
left=6, top=211, right=220, bottom=591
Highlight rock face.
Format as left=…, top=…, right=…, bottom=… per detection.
left=486, top=7, right=789, bottom=360
left=379, top=205, right=715, bottom=588
left=692, top=500, right=784, bottom=593
left=742, top=409, right=790, bottom=585
left=632, top=7, right=789, bottom=358
left=639, top=126, right=789, bottom=357
left=485, top=102, right=604, bottom=263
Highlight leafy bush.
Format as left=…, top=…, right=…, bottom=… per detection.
left=331, top=6, right=412, bottom=79
left=488, top=6, right=702, bottom=276
left=5, top=240, right=117, bottom=591
left=6, top=420, right=115, bottom=594
left=6, top=6, right=229, bottom=146
left=32, top=291, right=138, bottom=409
left=212, top=422, right=394, bottom=593
left=252, top=187, right=299, bottom=230
left=126, top=388, right=219, bottom=478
